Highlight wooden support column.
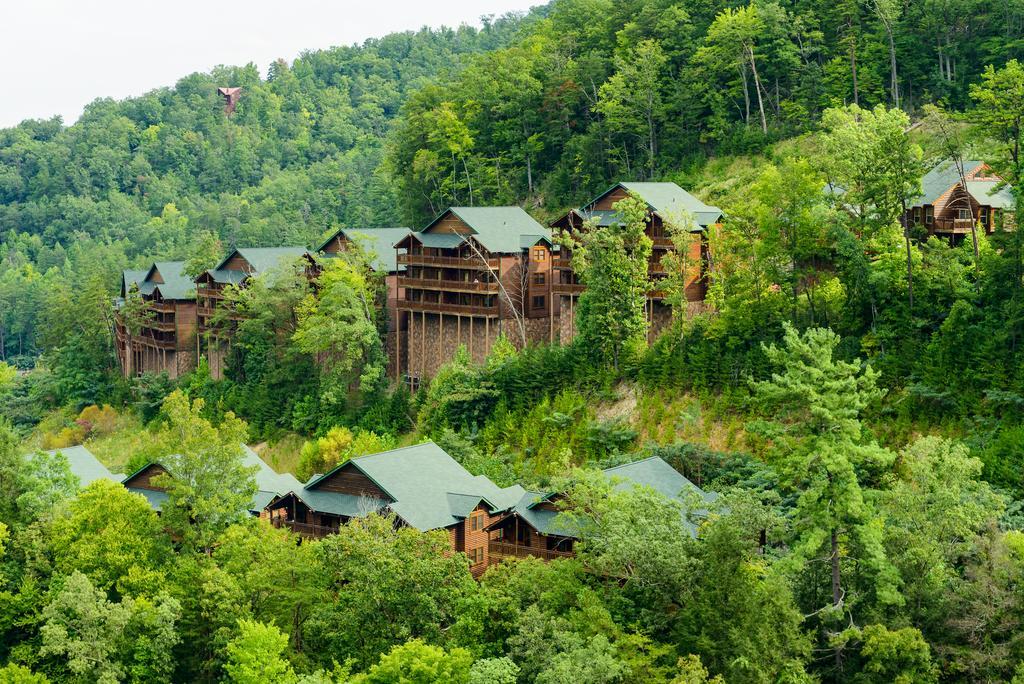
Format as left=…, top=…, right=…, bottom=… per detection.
left=439, top=312, right=444, bottom=371
left=420, top=311, right=426, bottom=379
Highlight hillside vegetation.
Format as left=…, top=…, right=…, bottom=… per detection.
left=3, top=0, right=1024, bottom=681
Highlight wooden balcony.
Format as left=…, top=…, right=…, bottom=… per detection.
left=489, top=541, right=574, bottom=562
left=136, top=334, right=176, bottom=350
left=651, top=236, right=674, bottom=248
left=553, top=258, right=573, bottom=270
left=150, top=301, right=176, bottom=313
left=399, top=253, right=499, bottom=270
left=271, top=518, right=337, bottom=539
left=553, top=282, right=585, bottom=295
left=148, top=319, right=176, bottom=332
left=398, top=299, right=500, bottom=317
left=398, top=276, right=500, bottom=293
left=930, top=217, right=979, bottom=234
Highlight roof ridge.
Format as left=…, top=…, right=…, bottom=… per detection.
left=602, top=455, right=661, bottom=472
left=351, top=441, right=437, bottom=460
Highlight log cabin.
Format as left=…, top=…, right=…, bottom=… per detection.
left=551, top=182, right=722, bottom=343
left=114, top=261, right=198, bottom=379
left=903, top=160, right=1014, bottom=240
left=266, top=441, right=527, bottom=577
left=194, top=247, right=313, bottom=379
left=393, top=207, right=554, bottom=384
left=123, top=444, right=302, bottom=517
left=485, top=456, right=718, bottom=563
left=315, top=227, right=412, bottom=378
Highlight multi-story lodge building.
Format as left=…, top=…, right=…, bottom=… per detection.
left=393, top=207, right=555, bottom=382
left=551, top=182, right=722, bottom=343
left=265, top=441, right=715, bottom=576
left=114, top=261, right=198, bottom=379
left=194, top=246, right=312, bottom=379
left=903, top=160, right=1014, bottom=240
left=316, top=227, right=412, bottom=377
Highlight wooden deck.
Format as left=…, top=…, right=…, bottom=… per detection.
left=489, top=541, right=574, bottom=562
left=398, top=300, right=500, bottom=317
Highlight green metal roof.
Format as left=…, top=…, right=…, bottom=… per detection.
left=415, top=207, right=551, bottom=254
left=301, top=442, right=526, bottom=531
left=121, top=270, right=149, bottom=299
left=508, top=456, right=717, bottom=539
left=41, top=445, right=118, bottom=488
left=916, top=160, right=986, bottom=205
left=316, top=227, right=411, bottom=273
left=147, top=261, right=195, bottom=301
left=213, top=247, right=310, bottom=274
left=127, top=444, right=301, bottom=515
left=617, top=182, right=722, bottom=227
left=965, top=180, right=1015, bottom=209
left=128, top=487, right=169, bottom=511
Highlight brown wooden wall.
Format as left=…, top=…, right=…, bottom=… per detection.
left=314, top=464, right=391, bottom=500
left=123, top=463, right=170, bottom=491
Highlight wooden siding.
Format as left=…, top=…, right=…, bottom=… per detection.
left=314, top=463, right=391, bottom=500
left=123, top=463, right=170, bottom=491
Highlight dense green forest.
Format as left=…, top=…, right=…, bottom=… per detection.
left=5, top=0, right=1024, bottom=681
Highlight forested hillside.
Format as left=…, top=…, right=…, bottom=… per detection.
left=5, top=0, right=1024, bottom=682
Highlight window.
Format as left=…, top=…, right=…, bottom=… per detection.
left=532, top=247, right=547, bottom=261
left=532, top=272, right=545, bottom=286
left=913, top=207, right=921, bottom=224
left=925, top=207, right=934, bottom=225
left=532, top=295, right=546, bottom=310
left=469, top=512, right=485, bottom=532
left=468, top=546, right=485, bottom=565
left=957, top=208, right=971, bottom=220
left=981, top=211, right=989, bottom=226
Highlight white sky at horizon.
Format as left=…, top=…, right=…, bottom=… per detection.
left=0, top=0, right=539, bottom=128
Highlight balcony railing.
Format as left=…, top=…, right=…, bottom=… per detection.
left=553, top=282, right=585, bottom=295
left=398, top=276, right=500, bottom=293
left=650, top=236, right=674, bottom=248
left=930, top=217, right=980, bottom=234
left=148, top=319, right=176, bottom=332
left=271, top=518, right=338, bottom=539
left=553, top=258, right=573, bottom=270
left=399, top=253, right=499, bottom=269
left=398, top=299, right=500, bottom=317
left=489, top=541, right=574, bottom=561
left=150, top=301, right=176, bottom=313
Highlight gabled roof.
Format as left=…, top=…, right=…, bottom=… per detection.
left=416, top=207, right=551, bottom=254
left=299, top=442, right=526, bottom=531
left=211, top=247, right=310, bottom=275
left=316, top=227, right=411, bottom=273
left=498, top=456, right=717, bottom=539
left=125, top=444, right=301, bottom=514
left=146, top=261, right=195, bottom=300
left=39, top=445, right=119, bottom=488
left=964, top=180, right=1015, bottom=209
left=596, top=182, right=723, bottom=228
left=121, top=270, right=149, bottom=299
left=916, top=160, right=987, bottom=205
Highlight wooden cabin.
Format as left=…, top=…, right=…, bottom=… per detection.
left=316, top=227, right=412, bottom=378
left=114, top=262, right=197, bottom=379
left=217, top=87, right=242, bottom=114
left=903, top=161, right=1014, bottom=241
left=486, top=456, right=718, bottom=564
left=266, top=442, right=527, bottom=577
left=194, top=247, right=313, bottom=379
left=393, top=207, right=555, bottom=384
left=124, top=445, right=301, bottom=518
left=551, top=182, right=722, bottom=343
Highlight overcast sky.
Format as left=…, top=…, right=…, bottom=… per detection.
left=1, top=0, right=539, bottom=128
